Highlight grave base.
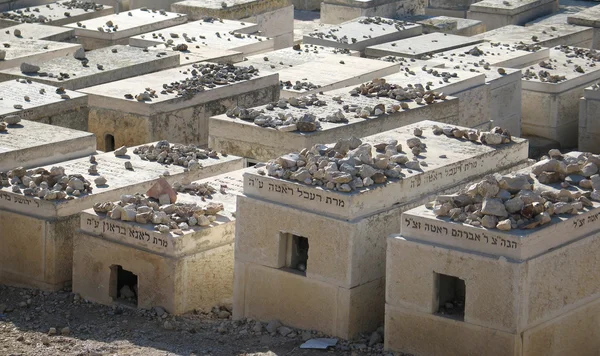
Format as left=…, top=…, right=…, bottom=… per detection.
left=578, top=92, right=600, bottom=153
left=424, top=7, right=468, bottom=18
left=73, top=233, right=234, bottom=314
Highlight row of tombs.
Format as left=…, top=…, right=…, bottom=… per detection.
left=3, top=117, right=600, bottom=355
left=1, top=0, right=600, bottom=355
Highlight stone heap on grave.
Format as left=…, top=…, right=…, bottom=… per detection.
left=209, top=77, right=461, bottom=162
left=128, top=18, right=274, bottom=59
left=303, top=17, right=422, bottom=54
left=467, top=0, right=559, bottom=31
left=73, top=167, right=255, bottom=314
left=0, top=23, right=76, bottom=42
left=520, top=46, right=600, bottom=149
left=64, top=8, right=187, bottom=50
left=578, top=84, right=600, bottom=153
left=78, top=62, right=279, bottom=151
left=473, top=23, right=598, bottom=49
left=232, top=120, right=530, bottom=339
left=0, top=38, right=81, bottom=70
left=0, top=1, right=113, bottom=27
left=241, top=44, right=360, bottom=73
left=0, top=142, right=244, bottom=291
left=0, top=119, right=95, bottom=172
left=0, top=80, right=88, bottom=131
left=0, top=45, right=180, bottom=90
left=171, top=0, right=294, bottom=49
left=386, top=150, right=600, bottom=355
left=319, top=0, right=426, bottom=25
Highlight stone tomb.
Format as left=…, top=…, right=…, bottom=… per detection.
left=79, top=63, right=279, bottom=151
left=0, top=119, right=96, bottom=172
left=0, top=45, right=180, bottom=90
left=171, top=0, right=294, bottom=49
left=241, top=44, right=360, bottom=73
left=521, top=46, right=600, bottom=148
left=430, top=41, right=549, bottom=69
left=73, top=167, right=254, bottom=314
left=0, top=23, right=75, bottom=42
left=578, top=85, right=600, bottom=153
left=365, top=32, right=484, bottom=59
left=209, top=89, right=459, bottom=162
left=0, top=143, right=244, bottom=291
left=144, top=44, right=244, bottom=66
left=65, top=8, right=187, bottom=50
left=567, top=4, right=600, bottom=51
left=473, top=23, right=598, bottom=50
left=277, top=56, right=400, bottom=98
left=129, top=18, right=274, bottom=57
left=0, top=1, right=113, bottom=28
left=303, top=17, right=422, bottom=54
left=467, top=0, right=559, bottom=31
left=0, top=38, right=82, bottom=71
left=233, top=120, right=530, bottom=339
left=382, top=67, right=490, bottom=129
left=0, top=80, right=88, bottom=131
left=320, top=0, right=426, bottom=25
left=399, top=15, right=486, bottom=36
left=386, top=169, right=600, bottom=355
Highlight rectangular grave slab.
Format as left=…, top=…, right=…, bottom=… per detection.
left=277, top=56, right=400, bottom=98
left=578, top=86, right=600, bottom=153
left=567, top=4, right=600, bottom=29
left=399, top=15, right=486, bottom=36
left=365, top=32, right=485, bottom=59
left=209, top=93, right=459, bottom=162
left=467, top=0, right=559, bottom=31
left=382, top=67, right=490, bottom=129
left=232, top=120, right=530, bottom=339
left=0, top=45, right=180, bottom=90
left=0, top=80, right=89, bottom=131
left=0, top=143, right=244, bottom=291
left=473, top=23, right=598, bottom=49
left=64, top=8, right=187, bottom=50
left=386, top=166, right=600, bottom=355
left=431, top=41, right=550, bottom=68
left=129, top=18, right=274, bottom=56
left=521, top=46, right=600, bottom=148
left=0, top=38, right=82, bottom=71
left=0, top=23, right=75, bottom=42
left=0, top=119, right=96, bottom=172
left=303, top=17, right=422, bottom=53
left=171, top=0, right=294, bottom=49
left=79, top=63, right=279, bottom=151
left=73, top=166, right=256, bottom=314
left=0, top=1, right=113, bottom=28
left=320, top=0, right=426, bottom=25
left=242, top=44, right=360, bottom=73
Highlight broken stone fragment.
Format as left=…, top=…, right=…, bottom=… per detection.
left=20, top=62, right=40, bottom=73
left=146, top=178, right=177, bottom=204
left=113, top=146, right=127, bottom=156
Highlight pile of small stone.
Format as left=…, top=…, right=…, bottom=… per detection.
left=133, top=140, right=221, bottom=169
left=126, top=63, right=259, bottom=101
left=432, top=125, right=512, bottom=145
left=522, top=68, right=567, bottom=83
left=93, top=193, right=224, bottom=234
left=308, top=17, right=413, bottom=44
left=554, top=45, right=600, bottom=62
left=0, top=1, right=104, bottom=23
left=430, top=149, right=600, bottom=231
left=280, top=79, right=320, bottom=92
left=349, top=77, right=447, bottom=105
left=1, top=166, right=94, bottom=200
left=264, top=134, right=431, bottom=192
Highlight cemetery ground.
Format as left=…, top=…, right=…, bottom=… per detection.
left=0, top=284, right=392, bottom=356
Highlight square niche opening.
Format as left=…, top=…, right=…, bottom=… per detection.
left=435, top=273, right=465, bottom=321
left=109, top=265, right=138, bottom=307
left=281, top=233, right=309, bottom=276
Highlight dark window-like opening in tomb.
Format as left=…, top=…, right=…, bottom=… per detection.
left=434, top=273, right=465, bottom=321
left=109, top=265, right=138, bottom=306
left=281, top=233, right=309, bottom=276
left=105, top=134, right=115, bottom=152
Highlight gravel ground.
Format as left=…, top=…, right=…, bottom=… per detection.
left=0, top=285, right=397, bottom=356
